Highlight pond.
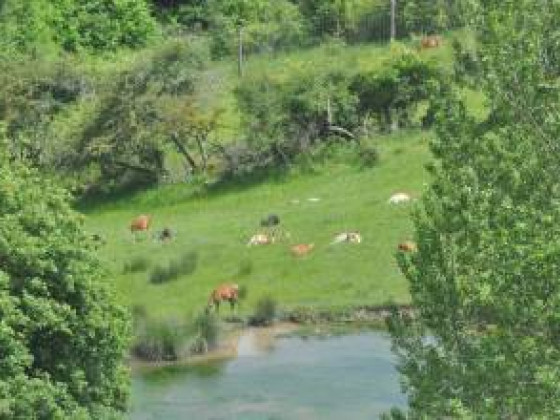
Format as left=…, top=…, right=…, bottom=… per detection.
left=130, top=329, right=406, bottom=419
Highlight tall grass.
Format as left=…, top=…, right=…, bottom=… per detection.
left=249, top=296, right=278, bottom=326
left=149, top=251, right=198, bottom=284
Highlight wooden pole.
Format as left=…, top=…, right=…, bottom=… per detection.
left=237, top=26, right=244, bottom=78
left=390, top=0, right=396, bottom=41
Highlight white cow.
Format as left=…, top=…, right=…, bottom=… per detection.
left=247, top=233, right=274, bottom=246
left=388, top=192, right=411, bottom=204
left=331, top=231, right=362, bottom=245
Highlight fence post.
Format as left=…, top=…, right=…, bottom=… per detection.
left=390, top=0, right=397, bottom=41
left=237, top=25, right=244, bottom=78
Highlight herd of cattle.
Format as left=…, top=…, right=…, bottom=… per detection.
left=125, top=191, right=417, bottom=313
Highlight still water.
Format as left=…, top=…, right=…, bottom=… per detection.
left=131, top=330, right=405, bottom=420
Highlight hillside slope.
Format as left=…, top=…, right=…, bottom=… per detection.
left=85, top=130, right=431, bottom=320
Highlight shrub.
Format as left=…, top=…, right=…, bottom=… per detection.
left=123, top=256, right=151, bottom=273
left=191, top=311, right=219, bottom=353
left=132, top=316, right=187, bottom=361
left=357, top=143, right=380, bottom=167
left=51, top=0, right=157, bottom=52
left=208, top=0, right=306, bottom=58
left=350, top=49, right=442, bottom=131
left=238, top=284, right=248, bottom=300
left=149, top=251, right=198, bottom=284
left=249, top=296, right=277, bottom=326
left=236, top=259, right=253, bottom=277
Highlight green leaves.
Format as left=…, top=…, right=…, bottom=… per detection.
left=387, top=1, right=560, bottom=417
left=0, top=156, right=130, bottom=417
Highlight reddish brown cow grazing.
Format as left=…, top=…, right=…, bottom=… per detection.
left=398, top=241, right=417, bottom=253
left=420, top=35, right=442, bottom=49
left=207, top=283, right=240, bottom=314
left=291, top=243, right=315, bottom=257
left=130, top=214, right=151, bottom=234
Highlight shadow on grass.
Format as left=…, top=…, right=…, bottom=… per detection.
left=74, top=165, right=293, bottom=212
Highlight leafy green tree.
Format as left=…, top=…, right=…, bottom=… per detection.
left=0, top=132, right=131, bottom=418
left=75, top=40, right=212, bottom=190
left=0, top=0, right=57, bottom=57
left=387, top=1, right=560, bottom=417
left=402, top=0, right=449, bottom=34
left=0, top=0, right=156, bottom=55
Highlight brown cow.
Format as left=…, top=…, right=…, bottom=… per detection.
left=291, top=243, right=315, bottom=257
left=420, top=35, right=442, bottom=50
left=398, top=241, right=417, bottom=252
left=207, top=283, right=240, bottom=314
left=130, top=214, right=151, bottom=234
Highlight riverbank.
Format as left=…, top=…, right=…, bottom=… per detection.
left=130, top=322, right=300, bottom=372
left=130, top=304, right=413, bottom=370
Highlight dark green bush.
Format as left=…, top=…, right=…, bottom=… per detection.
left=236, top=259, right=253, bottom=278
left=191, top=311, right=219, bottom=353
left=132, top=317, right=186, bottom=361
left=232, top=67, right=360, bottom=176
left=350, top=49, right=442, bottom=131
left=149, top=251, right=198, bottom=284
left=357, top=143, right=380, bottom=167
left=51, top=0, right=157, bottom=52
left=249, top=296, right=277, bottom=326
left=123, top=256, right=151, bottom=274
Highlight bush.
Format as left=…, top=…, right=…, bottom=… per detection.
left=123, top=256, right=151, bottom=273
left=0, top=0, right=157, bottom=55
left=236, top=259, right=253, bottom=278
left=132, top=316, right=187, bottom=361
left=357, top=143, right=380, bottom=167
left=249, top=296, right=277, bottom=326
left=191, top=311, right=219, bottom=353
left=350, top=49, right=442, bottom=131
left=51, top=0, right=157, bottom=52
left=149, top=251, right=198, bottom=284
left=208, top=0, right=306, bottom=58
left=232, top=67, right=360, bottom=176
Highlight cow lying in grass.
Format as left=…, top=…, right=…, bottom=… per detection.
left=388, top=192, right=411, bottom=204
left=398, top=241, right=417, bottom=252
left=247, top=233, right=274, bottom=246
left=291, top=243, right=315, bottom=257
left=331, top=231, right=362, bottom=245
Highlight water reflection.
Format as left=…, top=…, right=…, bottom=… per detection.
left=131, top=331, right=405, bottom=419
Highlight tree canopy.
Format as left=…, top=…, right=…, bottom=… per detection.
left=387, top=1, right=560, bottom=417
left=0, top=134, right=130, bottom=418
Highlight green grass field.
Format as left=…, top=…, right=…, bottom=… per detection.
left=81, top=33, right=485, bottom=323
left=84, top=130, right=432, bottom=321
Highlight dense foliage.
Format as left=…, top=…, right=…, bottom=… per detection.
left=231, top=47, right=440, bottom=174
left=0, top=0, right=156, bottom=54
left=387, top=0, right=560, bottom=416
left=0, top=139, right=130, bottom=418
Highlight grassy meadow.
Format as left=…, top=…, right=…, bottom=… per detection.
left=81, top=33, right=485, bottom=323
left=84, top=130, right=432, bottom=321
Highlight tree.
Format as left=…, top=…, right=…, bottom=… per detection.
left=387, top=1, right=560, bottom=417
left=0, top=132, right=131, bottom=418
left=402, top=0, right=449, bottom=34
